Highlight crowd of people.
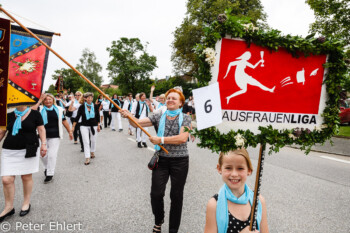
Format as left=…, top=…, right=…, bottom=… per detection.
left=0, top=85, right=268, bottom=233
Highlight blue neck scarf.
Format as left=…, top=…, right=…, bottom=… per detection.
left=155, top=109, right=183, bottom=151
left=138, top=101, right=149, bottom=116
left=216, top=184, right=262, bottom=233
left=12, top=107, right=30, bottom=136
left=85, top=102, right=95, bottom=120
left=41, top=105, right=59, bottom=125
left=98, top=99, right=102, bottom=102
left=157, top=102, right=165, bottom=109
left=75, top=100, right=79, bottom=105
left=112, top=99, right=120, bottom=108
left=128, top=100, right=132, bottom=111
left=57, top=99, right=63, bottom=108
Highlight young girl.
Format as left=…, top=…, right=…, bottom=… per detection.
left=204, top=148, right=269, bottom=233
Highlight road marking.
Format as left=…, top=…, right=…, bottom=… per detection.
left=320, top=156, right=350, bottom=164
left=128, top=138, right=136, bottom=142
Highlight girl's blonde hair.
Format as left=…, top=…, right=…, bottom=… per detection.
left=218, top=148, right=253, bottom=172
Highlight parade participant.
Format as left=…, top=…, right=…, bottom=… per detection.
left=122, top=93, right=135, bottom=135
left=121, top=88, right=191, bottom=233
left=69, top=91, right=84, bottom=151
left=0, top=106, right=47, bottom=221
left=95, top=94, right=103, bottom=129
left=110, top=94, right=123, bottom=132
left=72, top=92, right=100, bottom=165
left=204, top=149, right=269, bottom=233
left=55, top=93, right=66, bottom=109
left=65, top=94, right=74, bottom=128
left=32, top=93, right=73, bottom=183
left=131, top=92, right=153, bottom=148
left=149, top=85, right=166, bottom=111
left=101, top=95, right=111, bottom=129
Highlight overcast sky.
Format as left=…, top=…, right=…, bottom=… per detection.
left=1, top=0, right=315, bottom=91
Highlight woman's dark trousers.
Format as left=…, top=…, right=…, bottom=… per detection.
left=150, top=156, right=189, bottom=233
left=103, top=111, right=111, bottom=128
left=73, top=121, right=84, bottom=151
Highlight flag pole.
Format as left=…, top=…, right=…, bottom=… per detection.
left=249, top=143, right=266, bottom=230
left=0, top=6, right=169, bottom=154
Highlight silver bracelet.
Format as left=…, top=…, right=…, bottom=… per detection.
left=161, top=137, right=164, bottom=144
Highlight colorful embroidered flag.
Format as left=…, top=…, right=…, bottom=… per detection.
left=0, top=18, right=11, bottom=130
left=7, top=25, right=53, bottom=107
left=55, top=76, right=64, bottom=93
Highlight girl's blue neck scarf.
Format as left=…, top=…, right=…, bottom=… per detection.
left=216, top=183, right=262, bottom=233
left=138, top=101, right=149, bottom=116
left=157, top=102, right=165, bottom=109
left=41, top=105, right=60, bottom=125
left=154, top=109, right=183, bottom=151
left=12, top=107, right=30, bottom=136
left=98, top=99, right=102, bottom=102
left=85, top=102, right=95, bottom=120
left=74, top=100, right=79, bottom=105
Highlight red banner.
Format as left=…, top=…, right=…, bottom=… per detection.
left=217, top=38, right=327, bottom=114
left=0, top=18, right=11, bottom=129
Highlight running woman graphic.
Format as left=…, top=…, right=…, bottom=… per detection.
left=223, top=51, right=275, bottom=104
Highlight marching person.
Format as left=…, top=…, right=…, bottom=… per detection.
left=72, top=92, right=100, bottom=165
left=65, top=94, right=74, bottom=128
left=122, top=93, right=135, bottom=135
left=101, top=95, right=111, bottom=129
left=110, top=94, right=123, bottom=132
left=131, top=92, right=153, bottom=148
left=55, top=93, right=66, bottom=109
left=69, top=91, right=84, bottom=152
left=204, top=148, right=269, bottom=233
left=32, top=93, right=73, bottom=183
left=0, top=105, right=47, bottom=221
left=121, top=88, right=191, bottom=233
left=96, top=94, right=104, bottom=129
left=149, top=85, right=167, bottom=114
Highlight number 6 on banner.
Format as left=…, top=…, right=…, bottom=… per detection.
left=192, top=82, right=222, bottom=130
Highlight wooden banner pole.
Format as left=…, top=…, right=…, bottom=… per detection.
left=0, top=6, right=169, bottom=154
left=249, top=143, right=266, bottom=230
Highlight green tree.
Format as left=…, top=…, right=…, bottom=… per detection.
left=307, top=0, right=350, bottom=45
left=52, top=67, right=85, bottom=93
left=46, top=84, right=57, bottom=95
left=76, top=48, right=103, bottom=92
left=172, top=0, right=266, bottom=76
left=106, top=38, right=157, bottom=95
left=307, top=0, right=350, bottom=92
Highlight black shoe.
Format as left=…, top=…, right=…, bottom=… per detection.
left=19, top=204, right=30, bottom=217
left=0, top=208, right=15, bottom=222
left=44, top=176, right=53, bottom=183
left=81, top=149, right=84, bottom=152
left=138, top=142, right=142, bottom=148
left=142, top=142, right=147, bottom=148
left=112, top=129, right=116, bottom=131
left=118, top=129, right=123, bottom=132
left=44, top=169, right=47, bottom=177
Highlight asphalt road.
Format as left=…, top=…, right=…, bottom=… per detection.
left=0, top=118, right=349, bottom=233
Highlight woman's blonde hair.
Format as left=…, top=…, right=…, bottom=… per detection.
left=44, top=93, right=57, bottom=106
left=218, top=148, right=253, bottom=172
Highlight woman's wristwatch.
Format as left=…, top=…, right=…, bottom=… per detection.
left=161, top=137, right=164, bottom=144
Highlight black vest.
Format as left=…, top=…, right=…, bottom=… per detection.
left=135, top=102, right=148, bottom=119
